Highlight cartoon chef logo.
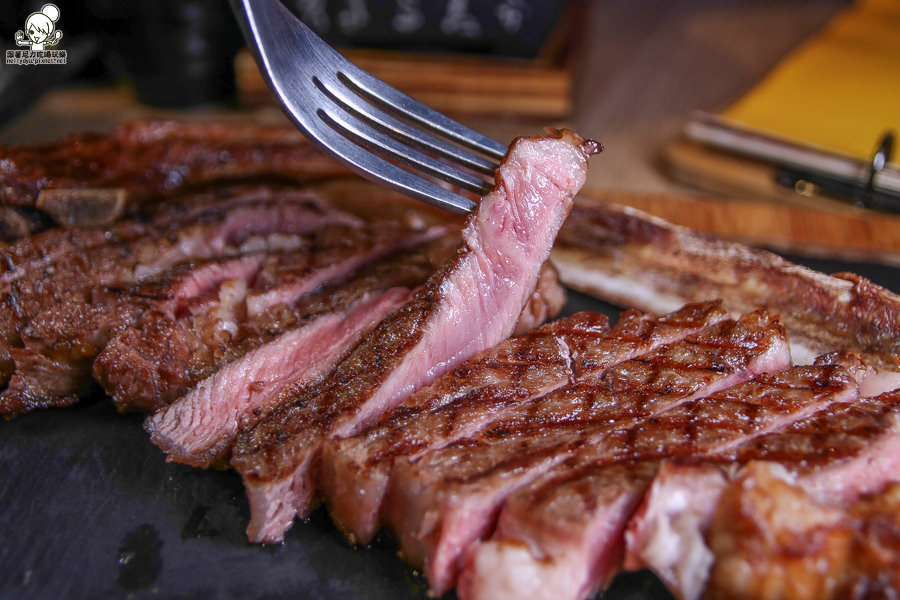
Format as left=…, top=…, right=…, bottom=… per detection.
left=15, top=4, right=63, bottom=51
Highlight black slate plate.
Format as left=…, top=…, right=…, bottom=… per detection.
left=1, top=256, right=897, bottom=600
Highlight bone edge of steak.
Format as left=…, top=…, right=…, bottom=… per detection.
left=551, top=198, right=900, bottom=372
left=147, top=287, right=414, bottom=468
left=231, top=130, right=597, bottom=545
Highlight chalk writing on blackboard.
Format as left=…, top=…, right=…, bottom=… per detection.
left=338, top=0, right=370, bottom=34
left=393, top=0, right=425, bottom=33
left=295, top=0, right=329, bottom=32
left=496, top=0, right=529, bottom=34
left=441, top=0, right=481, bottom=38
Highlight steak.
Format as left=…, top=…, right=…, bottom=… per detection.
left=229, top=129, right=599, bottom=545
left=96, top=232, right=455, bottom=414
left=458, top=461, right=658, bottom=600
left=0, top=119, right=352, bottom=234
left=2, top=215, right=432, bottom=417
left=146, top=287, right=412, bottom=468
left=551, top=195, right=900, bottom=375
left=623, top=378, right=900, bottom=600
left=319, top=300, right=726, bottom=545
left=381, top=310, right=790, bottom=595
left=460, top=358, right=859, bottom=600
left=0, top=191, right=360, bottom=387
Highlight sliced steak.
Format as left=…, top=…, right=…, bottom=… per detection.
left=625, top=379, right=900, bottom=600
left=551, top=195, right=900, bottom=372
left=146, top=287, right=412, bottom=468
left=382, top=311, right=790, bottom=595
left=0, top=193, right=359, bottom=386
left=97, top=233, right=453, bottom=413
left=3, top=218, right=428, bottom=417
left=457, top=358, right=856, bottom=600
left=230, top=129, right=599, bottom=545
left=622, top=462, right=727, bottom=600
left=0, top=253, right=266, bottom=418
left=458, top=461, right=657, bottom=600
left=319, top=300, right=726, bottom=545
left=733, top=390, right=900, bottom=503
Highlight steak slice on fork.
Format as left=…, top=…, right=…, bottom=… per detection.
left=230, top=130, right=597, bottom=544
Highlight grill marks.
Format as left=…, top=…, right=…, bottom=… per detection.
left=377, top=310, right=790, bottom=595
left=229, top=130, right=594, bottom=545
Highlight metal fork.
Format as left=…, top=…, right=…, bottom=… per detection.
left=230, top=0, right=508, bottom=214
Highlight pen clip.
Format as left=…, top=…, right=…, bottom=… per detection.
left=774, top=129, right=900, bottom=213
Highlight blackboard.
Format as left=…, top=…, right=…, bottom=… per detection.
left=284, top=0, right=571, bottom=58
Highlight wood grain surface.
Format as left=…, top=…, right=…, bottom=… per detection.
left=582, top=189, right=900, bottom=265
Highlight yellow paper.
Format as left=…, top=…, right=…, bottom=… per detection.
left=722, top=0, right=900, bottom=162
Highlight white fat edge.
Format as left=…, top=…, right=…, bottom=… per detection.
left=552, top=260, right=685, bottom=315
left=860, top=368, right=900, bottom=397
left=215, top=277, right=248, bottom=338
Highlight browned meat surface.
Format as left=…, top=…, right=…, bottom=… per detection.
left=552, top=196, right=900, bottom=373
left=0, top=191, right=359, bottom=388
left=382, top=311, right=790, bottom=595
left=146, top=287, right=413, bottom=468
left=456, top=356, right=859, bottom=600
left=230, top=130, right=597, bottom=545
left=705, top=462, right=853, bottom=600
left=0, top=120, right=352, bottom=235
left=706, top=461, right=900, bottom=600
left=96, top=234, right=453, bottom=414
left=319, top=300, right=725, bottom=545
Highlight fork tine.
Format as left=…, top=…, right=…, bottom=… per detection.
left=316, top=98, right=494, bottom=195
left=312, top=77, right=495, bottom=193
left=340, top=66, right=509, bottom=161
left=311, top=121, right=479, bottom=213
left=231, top=0, right=500, bottom=213
left=328, top=73, right=499, bottom=176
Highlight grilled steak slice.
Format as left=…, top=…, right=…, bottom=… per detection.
left=146, top=287, right=412, bottom=468
left=320, top=313, right=603, bottom=545
left=97, top=232, right=453, bottom=413
left=382, top=311, right=790, bottom=595
left=319, top=300, right=726, bottom=545
left=0, top=193, right=359, bottom=386
left=0, top=119, right=351, bottom=233
left=625, top=379, right=900, bottom=600
left=733, top=391, right=900, bottom=503
left=230, top=129, right=598, bottom=545
left=623, top=462, right=727, bottom=600
left=457, top=359, right=856, bottom=600
left=3, top=218, right=428, bottom=416
left=679, top=395, right=900, bottom=600
left=551, top=195, right=900, bottom=372
left=458, top=461, right=657, bottom=600
left=0, top=253, right=266, bottom=418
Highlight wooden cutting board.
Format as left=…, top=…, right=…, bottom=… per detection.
left=583, top=188, right=900, bottom=266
